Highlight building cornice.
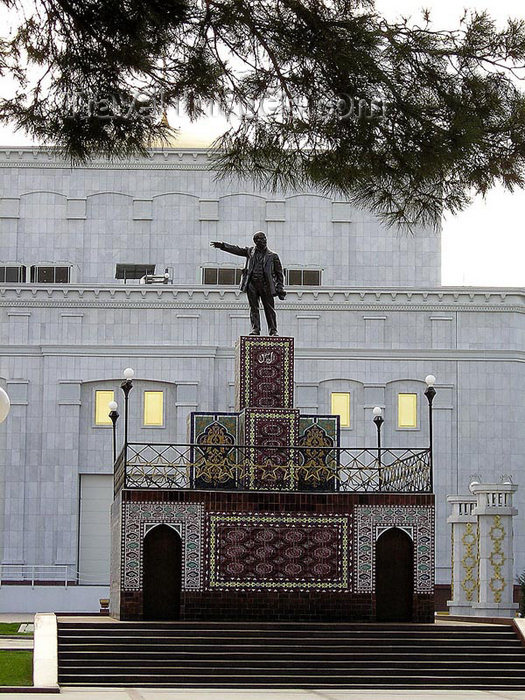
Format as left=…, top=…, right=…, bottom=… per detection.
left=0, top=147, right=215, bottom=170
left=0, top=344, right=523, bottom=364
left=0, top=284, right=522, bottom=313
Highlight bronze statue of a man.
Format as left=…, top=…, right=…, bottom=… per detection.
left=210, top=232, right=286, bottom=336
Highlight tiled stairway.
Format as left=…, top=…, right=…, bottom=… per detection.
left=57, top=621, right=525, bottom=689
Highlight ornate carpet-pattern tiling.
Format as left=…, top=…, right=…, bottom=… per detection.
left=190, top=414, right=238, bottom=488
left=208, top=513, right=351, bottom=591
left=355, top=505, right=434, bottom=593
left=239, top=408, right=300, bottom=488
left=299, top=415, right=340, bottom=448
left=241, top=408, right=300, bottom=451
left=235, top=336, right=294, bottom=410
left=189, top=412, right=239, bottom=444
left=297, top=416, right=340, bottom=490
left=122, top=502, right=204, bottom=591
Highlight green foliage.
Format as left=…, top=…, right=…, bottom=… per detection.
left=0, top=651, right=32, bottom=686
left=0, top=623, right=32, bottom=636
left=3, top=0, right=525, bottom=228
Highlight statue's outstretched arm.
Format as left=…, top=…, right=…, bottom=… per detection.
left=210, top=242, right=249, bottom=257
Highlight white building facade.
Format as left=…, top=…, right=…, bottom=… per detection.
left=0, top=146, right=522, bottom=612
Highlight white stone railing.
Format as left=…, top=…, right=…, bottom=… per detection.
left=448, top=482, right=519, bottom=618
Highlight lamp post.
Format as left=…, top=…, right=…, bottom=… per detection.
left=0, top=387, right=10, bottom=424
left=373, top=406, right=384, bottom=490
left=120, top=368, right=134, bottom=448
left=108, top=400, right=119, bottom=464
left=424, top=374, right=436, bottom=491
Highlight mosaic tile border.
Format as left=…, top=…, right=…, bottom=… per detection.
left=207, top=512, right=351, bottom=592
left=122, top=501, right=204, bottom=591
left=355, top=505, right=434, bottom=594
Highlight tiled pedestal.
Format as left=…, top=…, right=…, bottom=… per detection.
left=235, top=336, right=294, bottom=410
left=110, top=335, right=435, bottom=622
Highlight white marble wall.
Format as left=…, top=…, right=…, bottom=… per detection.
left=0, top=148, right=523, bottom=601
left=0, top=148, right=440, bottom=288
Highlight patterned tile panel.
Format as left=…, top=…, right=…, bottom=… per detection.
left=299, top=415, right=340, bottom=448
left=189, top=412, right=239, bottom=489
left=239, top=408, right=300, bottom=489
left=188, top=412, right=239, bottom=444
left=297, top=415, right=340, bottom=490
left=122, top=501, right=204, bottom=591
left=355, top=505, right=434, bottom=593
left=235, top=336, right=294, bottom=410
left=207, top=512, right=351, bottom=592
left=488, top=515, right=506, bottom=603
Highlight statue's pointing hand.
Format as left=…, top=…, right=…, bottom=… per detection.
left=210, top=241, right=221, bottom=248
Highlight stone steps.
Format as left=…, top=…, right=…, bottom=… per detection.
left=57, top=621, right=525, bottom=689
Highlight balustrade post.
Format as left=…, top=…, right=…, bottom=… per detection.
left=447, top=495, right=478, bottom=615
left=470, top=481, right=518, bottom=618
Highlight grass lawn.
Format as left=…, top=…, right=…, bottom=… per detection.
left=0, top=623, right=32, bottom=636
left=0, top=650, right=32, bottom=686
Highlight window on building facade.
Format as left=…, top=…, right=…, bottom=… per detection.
left=95, top=390, right=115, bottom=426
left=331, top=392, right=350, bottom=427
left=202, top=267, right=243, bottom=285
left=398, top=393, right=418, bottom=428
left=115, top=264, right=155, bottom=283
left=30, top=265, right=70, bottom=283
left=202, top=266, right=321, bottom=286
left=0, top=265, right=26, bottom=283
left=144, top=391, right=164, bottom=426
left=285, top=269, right=321, bottom=286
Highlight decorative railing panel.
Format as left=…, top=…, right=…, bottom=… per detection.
left=114, top=443, right=431, bottom=494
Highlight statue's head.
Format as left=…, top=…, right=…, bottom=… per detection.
left=253, top=231, right=267, bottom=250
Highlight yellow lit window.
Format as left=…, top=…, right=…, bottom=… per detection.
left=398, top=393, right=417, bottom=428
left=144, top=391, right=164, bottom=426
left=95, top=390, right=114, bottom=426
left=331, top=392, right=350, bottom=428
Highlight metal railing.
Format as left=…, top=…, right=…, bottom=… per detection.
left=0, top=564, right=71, bottom=588
left=0, top=565, right=110, bottom=587
left=114, top=442, right=431, bottom=494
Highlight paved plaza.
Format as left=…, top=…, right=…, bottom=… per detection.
left=5, top=689, right=525, bottom=700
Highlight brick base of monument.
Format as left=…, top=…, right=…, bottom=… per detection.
left=119, top=590, right=434, bottom=623
left=111, top=489, right=435, bottom=623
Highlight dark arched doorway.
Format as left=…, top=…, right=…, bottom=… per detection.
left=143, top=524, right=182, bottom=620
left=375, top=527, right=414, bottom=622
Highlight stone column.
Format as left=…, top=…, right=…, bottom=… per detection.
left=447, top=495, right=478, bottom=615
left=470, top=482, right=518, bottom=618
